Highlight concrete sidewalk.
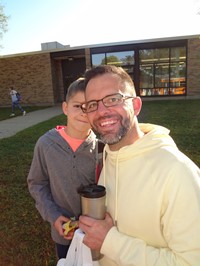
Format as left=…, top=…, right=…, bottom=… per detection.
left=0, top=105, right=63, bottom=139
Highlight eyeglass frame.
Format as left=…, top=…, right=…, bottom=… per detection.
left=81, top=93, right=135, bottom=113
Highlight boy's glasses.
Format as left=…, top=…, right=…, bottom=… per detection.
left=81, top=93, right=134, bottom=113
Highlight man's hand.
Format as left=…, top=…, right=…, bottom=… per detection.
left=79, top=212, right=114, bottom=250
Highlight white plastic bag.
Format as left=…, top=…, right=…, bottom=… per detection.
left=56, top=229, right=100, bottom=266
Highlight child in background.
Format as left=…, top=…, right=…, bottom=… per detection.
left=9, top=86, right=26, bottom=116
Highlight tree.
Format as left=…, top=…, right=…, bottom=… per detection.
left=0, top=3, right=9, bottom=48
left=101, top=55, right=120, bottom=65
left=121, top=55, right=134, bottom=65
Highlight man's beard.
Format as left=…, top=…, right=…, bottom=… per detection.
left=95, top=117, right=132, bottom=145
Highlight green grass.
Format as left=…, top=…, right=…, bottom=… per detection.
left=139, top=99, right=200, bottom=166
left=0, top=114, right=66, bottom=266
left=0, top=106, right=51, bottom=121
left=0, top=99, right=199, bottom=266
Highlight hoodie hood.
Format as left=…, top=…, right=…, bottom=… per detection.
left=104, top=123, right=177, bottom=159
left=101, top=123, right=177, bottom=223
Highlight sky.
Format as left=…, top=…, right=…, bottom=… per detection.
left=0, top=0, right=200, bottom=56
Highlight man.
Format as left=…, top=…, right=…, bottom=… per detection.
left=79, top=65, right=200, bottom=265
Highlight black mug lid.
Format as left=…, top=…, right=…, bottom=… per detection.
left=78, top=184, right=106, bottom=198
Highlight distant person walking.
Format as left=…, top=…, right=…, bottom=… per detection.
left=9, top=86, right=26, bottom=116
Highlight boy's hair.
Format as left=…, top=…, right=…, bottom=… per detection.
left=84, top=65, right=136, bottom=96
left=65, top=77, right=85, bottom=102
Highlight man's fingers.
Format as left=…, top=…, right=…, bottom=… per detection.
left=79, top=215, right=95, bottom=226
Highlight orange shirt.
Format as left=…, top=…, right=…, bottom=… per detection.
left=56, top=126, right=85, bottom=152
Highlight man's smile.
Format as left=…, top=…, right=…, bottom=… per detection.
left=100, top=119, right=118, bottom=127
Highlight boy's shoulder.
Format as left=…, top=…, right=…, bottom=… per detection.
left=37, top=128, right=58, bottom=144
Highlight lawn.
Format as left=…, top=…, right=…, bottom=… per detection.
left=0, top=113, right=66, bottom=266
left=139, top=99, right=200, bottom=166
left=0, top=99, right=199, bottom=266
left=0, top=106, right=51, bottom=121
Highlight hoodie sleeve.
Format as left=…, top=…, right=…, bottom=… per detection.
left=101, top=161, right=200, bottom=266
left=27, top=136, right=62, bottom=224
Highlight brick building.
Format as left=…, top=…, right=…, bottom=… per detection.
left=0, top=34, right=200, bottom=107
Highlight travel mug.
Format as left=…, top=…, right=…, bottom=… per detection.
left=78, top=184, right=106, bottom=261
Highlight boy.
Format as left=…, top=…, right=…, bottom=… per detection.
left=27, top=78, right=103, bottom=260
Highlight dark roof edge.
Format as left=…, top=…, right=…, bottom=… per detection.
left=1, top=34, right=199, bottom=58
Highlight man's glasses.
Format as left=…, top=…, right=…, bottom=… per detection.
left=81, top=93, right=134, bottom=113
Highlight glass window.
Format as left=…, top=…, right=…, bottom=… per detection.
left=92, top=54, right=106, bottom=67
left=155, top=63, right=169, bottom=87
left=92, top=51, right=134, bottom=66
left=139, top=48, right=169, bottom=63
left=140, top=64, right=154, bottom=89
left=140, top=49, right=154, bottom=63
left=139, top=47, right=186, bottom=97
left=106, top=51, right=134, bottom=66
left=170, top=62, right=186, bottom=87
left=171, top=47, right=186, bottom=61
left=91, top=50, right=134, bottom=78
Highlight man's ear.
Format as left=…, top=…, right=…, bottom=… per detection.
left=62, top=101, right=68, bottom=116
left=133, top=97, right=142, bottom=116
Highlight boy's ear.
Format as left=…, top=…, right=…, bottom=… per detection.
left=133, top=97, right=142, bottom=116
left=62, top=101, right=68, bottom=116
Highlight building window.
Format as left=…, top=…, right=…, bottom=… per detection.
left=92, top=50, right=134, bottom=78
left=139, top=47, right=186, bottom=96
left=92, top=53, right=106, bottom=66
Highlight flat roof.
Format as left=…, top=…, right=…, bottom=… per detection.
left=1, top=34, right=200, bottom=58
left=81, top=34, right=200, bottom=49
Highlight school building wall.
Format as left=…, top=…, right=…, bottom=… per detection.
left=0, top=52, right=54, bottom=107
left=0, top=36, right=200, bottom=107
left=187, top=38, right=200, bottom=97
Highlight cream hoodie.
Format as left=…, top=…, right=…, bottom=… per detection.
left=98, top=124, right=200, bottom=266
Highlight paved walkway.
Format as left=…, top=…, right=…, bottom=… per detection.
left=0, top=105, right=63, bottom=139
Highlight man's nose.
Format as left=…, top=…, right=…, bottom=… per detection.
left=97, top=100, right=109, bottom=113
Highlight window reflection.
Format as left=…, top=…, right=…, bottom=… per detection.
left=139, top=47, right=186, bottom=96
left=140, top=64, right=154, bottom=88
left=140, top=48, right=169, bottom=63
left=91, top=50, right=134, bottom=78
left=92, top=54, right=106, bottom=67
left=155, top=63, right=169, bottom=87
left=106, top=51, right=134, bottom=66
left=91, top=46, right=186, bottom=97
